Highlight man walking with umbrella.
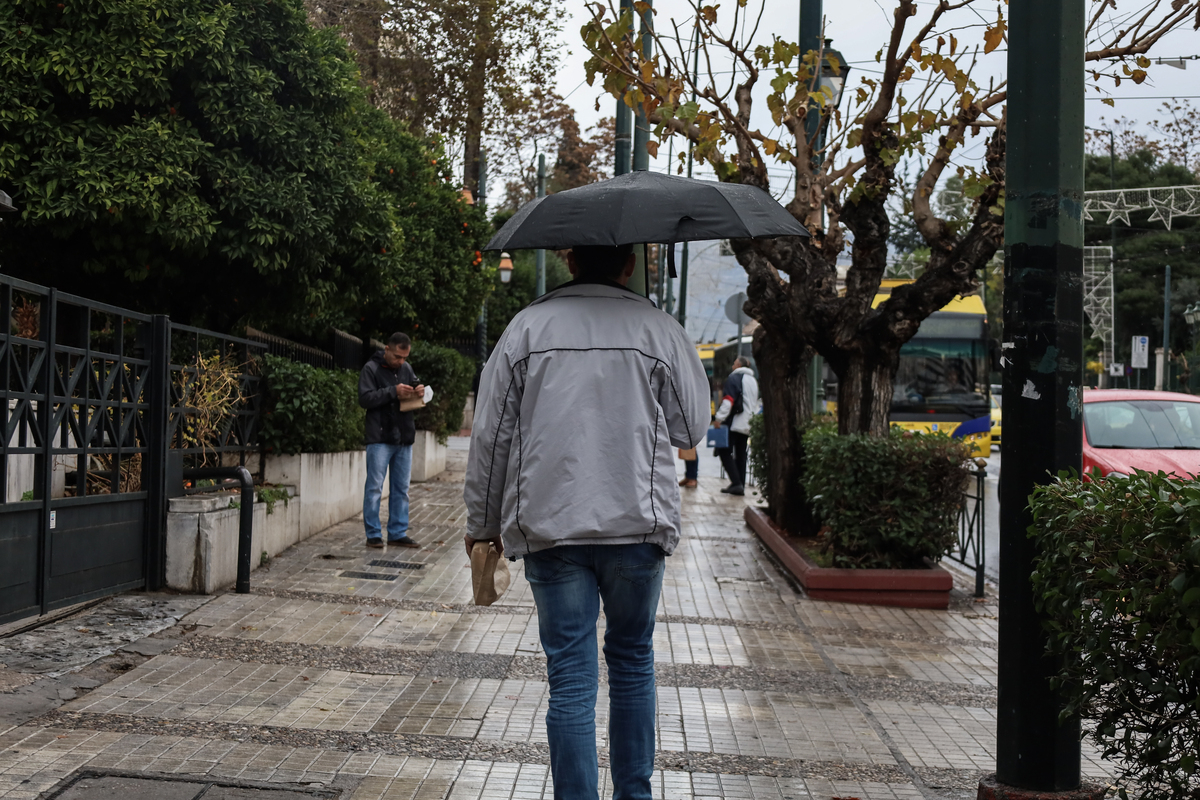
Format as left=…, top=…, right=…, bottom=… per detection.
left=464, top=244, right=710, bottom=799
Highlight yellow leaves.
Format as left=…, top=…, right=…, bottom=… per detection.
left=646, top=140, right=660, bottom=159
left=1121, top=63, right=1148, bottom=83
left=1102, top=97, right=1115, bottom=107
left=983, top=8, right=1007, bottom=54
left=699, top=4, right=719, bottom=25
left=950, top=34, right=958, bottom=56
left=1136, top=55, right=1151, bottom=68
left=640, top=60, right=654, bottom=83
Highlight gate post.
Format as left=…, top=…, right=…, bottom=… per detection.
left=36, top=289, right=57, bottom=615
left=143, top=315, right=171, bottom=589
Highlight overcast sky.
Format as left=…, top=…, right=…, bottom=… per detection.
left=522, top=1, right=1200, bottom=343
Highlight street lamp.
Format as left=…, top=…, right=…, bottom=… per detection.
left=1186, top=303, right=1197, bottom=328
left=0, top=191, right=14, bottom=213
left=498, top=252, right=513, bottom=284
left=817, top=41, right=850, bottom=111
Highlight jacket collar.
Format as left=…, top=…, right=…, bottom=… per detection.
left=528, top=279, right=654, bottom=308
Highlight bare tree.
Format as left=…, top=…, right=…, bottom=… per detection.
left=305, top=0, right=566, bottom=193
left=583, top=0, right=1200, bottom=531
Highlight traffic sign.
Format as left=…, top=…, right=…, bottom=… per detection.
left=1131, top=335, right=1150, bottom=369
left=1108, top=362, right=1124, bottom=377
left=724, top=292, right=748, bottom=326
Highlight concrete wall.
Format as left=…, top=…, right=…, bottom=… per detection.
left=262, top=450, right=382, bottom=540
left=166, top=444, right=454, bottom=594
left=411, top=431, right=447, bottom=483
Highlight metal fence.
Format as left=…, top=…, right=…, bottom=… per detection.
left=1, top=274, right=263, bottom=623
left=245, top=326, right=334, bottom=370
left=946, top=464, right=987, bottom=597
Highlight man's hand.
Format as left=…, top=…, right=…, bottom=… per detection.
left=464, top=534, right=503, bottom=558
left=712, top=419, right=722, bottom=428
left=396, top=383, right=419, bottom=399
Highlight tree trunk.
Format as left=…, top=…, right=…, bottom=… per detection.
left=753, top=326, right=816, bottom=536
left=834, top=346, right=899, bottom=436
left=461, top=2, right=492, bottom=197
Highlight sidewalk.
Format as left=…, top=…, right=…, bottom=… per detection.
left=0, top=443, right=1114, bottom=800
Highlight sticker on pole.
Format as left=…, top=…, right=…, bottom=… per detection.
left=1108, top=362, right=1124, bottom=377
left=1131, top=336, right=1150, bottom=369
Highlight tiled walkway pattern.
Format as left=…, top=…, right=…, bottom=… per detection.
left=0, top=471, right=1115, bottom=799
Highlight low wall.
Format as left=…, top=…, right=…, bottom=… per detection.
left=166, top=443, right=453, bottom=594
left=263, top=450, right=383, bottom=540
left=411, top=431, right=447, bottom=483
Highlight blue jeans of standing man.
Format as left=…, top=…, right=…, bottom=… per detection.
left=363, top=443, right=411, bottom=542
left=523, top=543, right=665, bottom=800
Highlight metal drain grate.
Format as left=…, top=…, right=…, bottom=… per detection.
left=338, top=570, right=398, bottom=582
left=45, top=768, right=340, bottom=798
left=368, top=559, right=425, bottom=570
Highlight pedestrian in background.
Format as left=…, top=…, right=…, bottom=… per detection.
left=358, top=332, right=423, bottom=549
left=464, top=243, right=709, bottom=800
left=712, top=355, right=758, bottom=496
left=678, top=447, right=699, bottom=488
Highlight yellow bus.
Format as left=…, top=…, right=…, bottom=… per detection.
left=829, top=280, right=993, bottom=457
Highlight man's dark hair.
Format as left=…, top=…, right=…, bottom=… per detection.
left=571, top=244, right=635, bottom=281
left=387, top=332, right=411, bottom=348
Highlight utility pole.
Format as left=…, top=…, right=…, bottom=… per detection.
left=535, top=154, right=547, bottom=297
left=614, top=0, right=633, bottom=176
left=1162, top=263, right=1172, bottom=390
left=628, top=0, right=653, bottom=296
left=800, top=0, right=824, bottom=161
left=993, top=0, right=1092, bottom=797
left=677, top=26, right=699, bottom=330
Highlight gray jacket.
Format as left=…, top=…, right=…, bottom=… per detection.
left=464, top=281, right=710, bottom=559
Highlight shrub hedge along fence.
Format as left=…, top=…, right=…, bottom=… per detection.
left=259, top=343, right=474, bottom=455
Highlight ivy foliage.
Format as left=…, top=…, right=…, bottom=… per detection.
left=1029, top=471, right=1200, bottom=799
left=258, top=355, right=364, bottom=455
left=802, top=428, right=969, bottom=569
left=0, top=0, right=491, bottom=340
left=408, top=342, right=475, bottom=445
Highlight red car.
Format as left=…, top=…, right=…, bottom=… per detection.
left=1082, top=389, right=1200, bottom=478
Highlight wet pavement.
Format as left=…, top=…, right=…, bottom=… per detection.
left=0, top=440, right=1112, bottom=799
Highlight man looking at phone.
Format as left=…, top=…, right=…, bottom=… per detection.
left=358, top=332, right=424, bottom=549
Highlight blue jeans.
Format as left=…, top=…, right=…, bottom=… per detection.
left=684, top=457, right=698, bottom=480
left=523, top=543, right=665, bottom=800
left=363, top=443, right=412, bottom=541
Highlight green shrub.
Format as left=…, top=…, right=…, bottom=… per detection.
left=748, top=412, right=769, bottom=499
left=1029, top=470, right=1200, bottom=799
left=408, top=341, right=474, bottom=444
left=259, top=355, right=364, bottom=455
left=802, top=427, right=970, bottom=568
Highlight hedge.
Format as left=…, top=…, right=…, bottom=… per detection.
left=259, top=355, right=364, bottom=455
left=1030, top=470, right=1200, bottom=799
left=802, top=427, right=970, bottom=568
left=407, top=341, right=475, bottom=444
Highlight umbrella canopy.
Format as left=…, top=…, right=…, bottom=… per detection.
left=485, top=170, right=808, bottom=252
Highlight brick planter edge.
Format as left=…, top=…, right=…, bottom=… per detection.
left=743, top=506, right=953, bottom=609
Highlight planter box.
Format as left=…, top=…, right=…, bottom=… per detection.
left=166, top=489, right=299, bottom=594
left=411, top=430, right=447, bottom=482
left=744, top=506, right=952, bottom=609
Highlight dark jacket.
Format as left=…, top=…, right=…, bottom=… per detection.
left=358, top=351, right=419, bottom=445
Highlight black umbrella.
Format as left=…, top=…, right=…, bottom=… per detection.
left=484, top=170, right=807, bottom=279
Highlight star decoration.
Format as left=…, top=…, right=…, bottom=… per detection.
left=1103, top=193, right=1136, bottom=226
left=1147, top=194, right=1175, bottom=230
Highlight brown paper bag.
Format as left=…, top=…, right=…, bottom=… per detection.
left=470, top=541, right=510, bottom=606
left=678, top=448, right=697, bottom=460
left=398, top=397, right=426, bottom=412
